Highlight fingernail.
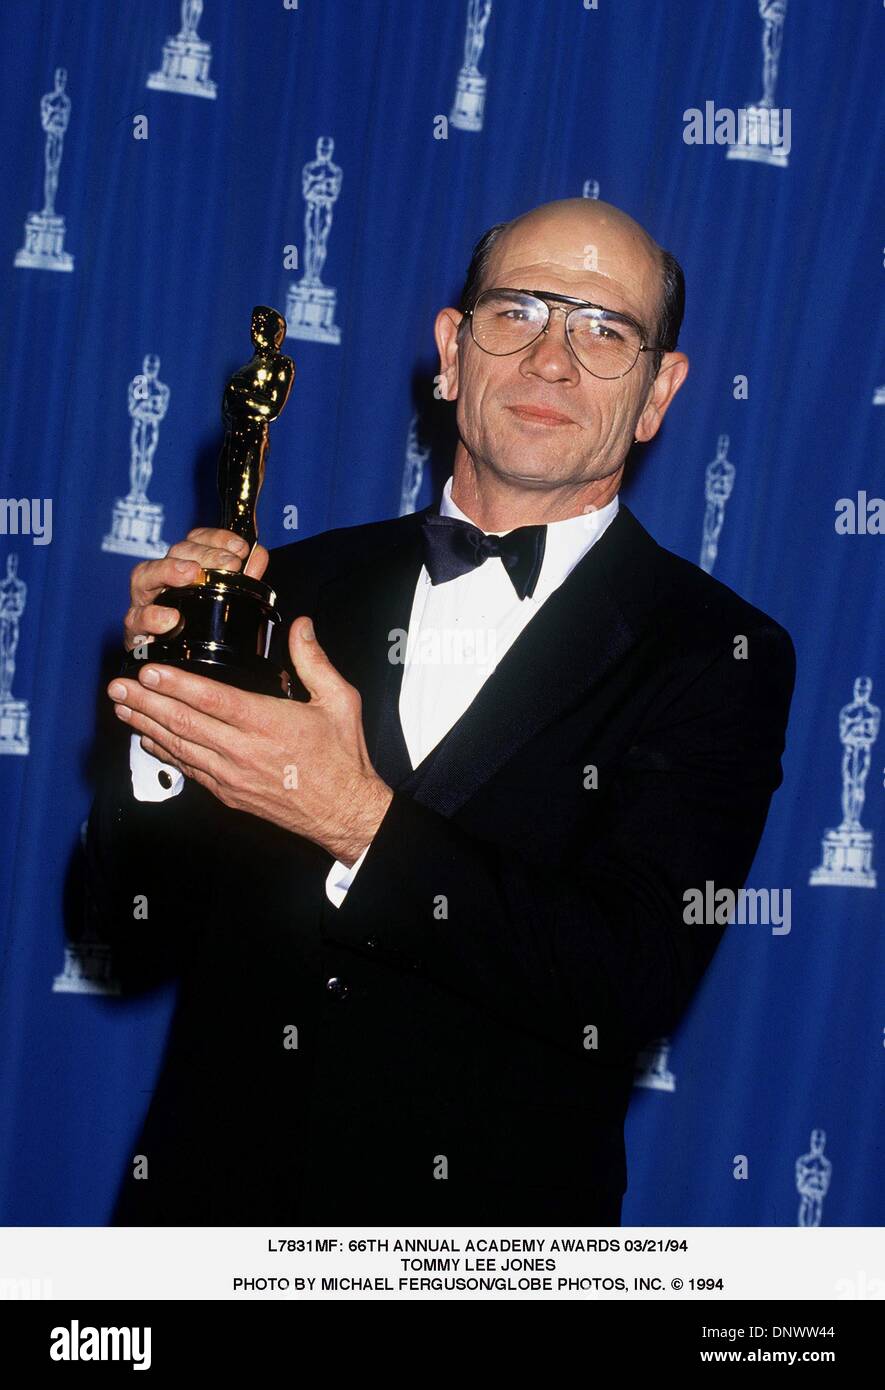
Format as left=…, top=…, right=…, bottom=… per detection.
left=114, top=704, right=130, bottom=720
left=302, top=620, right=315, bottom=641
left=141, top=667, right=161, bottom=686
left=108, top=682, right=127, bottom=700
left=175, top=560, right=193, bottom=573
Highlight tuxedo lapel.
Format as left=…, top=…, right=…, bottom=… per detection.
left=314, top=502, right=667, bottom=819
left=312, top=509, right=429, bottom=787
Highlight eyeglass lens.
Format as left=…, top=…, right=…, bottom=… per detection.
left=471, top=289, right=643, bottom=378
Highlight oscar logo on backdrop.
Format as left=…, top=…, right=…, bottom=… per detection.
left=699, top=434, right=736, bottom=575
left=398, top=415, right=431, bottom=518
left=147, top=0, right=218, bottom=100
left=103, top=356, right=170, bottom=560
left=450, top=0, right=493, bottom=132
left=14, top=67, right=74, bottom=272
left=810, top=677, right=879, bottom=888
left=0, top=555, right=30, bottom=756
left=726, top=0, right=789, bottom=167
left=285, top=137, right=344, bottom=345
left=795, top=1129, right=832, bottom=1227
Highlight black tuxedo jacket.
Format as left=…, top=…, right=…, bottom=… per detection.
left=85, top=500, right=795, bottom=1226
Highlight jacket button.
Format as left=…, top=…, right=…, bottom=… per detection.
left=325, top=976, right=349, bottom=999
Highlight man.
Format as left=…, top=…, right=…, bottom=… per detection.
left=86, top=198, right=795, bottom=1226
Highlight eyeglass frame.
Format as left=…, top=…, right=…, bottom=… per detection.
left=461, top=286, right=671, bottom=378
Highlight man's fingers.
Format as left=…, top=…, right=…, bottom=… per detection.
left=108, top=673, right=233, bottom=758
left=125, top=532, right=266, bottom=653
left=116, top=698, right=222, bottom=777
left=129, top=553, right=201, bottom=608
left=129, top=544, right=245, bottom=608
left=118, top=662, right=251, bottom=727
left=123, top=602, right=181, bottom=651
left=243, top=543, right=269, bottom=581
left=168, top=541, right=242, bottom=571
left=185, top=527, right=252, bottom=555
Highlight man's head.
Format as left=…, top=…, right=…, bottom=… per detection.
left=435, top=198, right=689, bottom=505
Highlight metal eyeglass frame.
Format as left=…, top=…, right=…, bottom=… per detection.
left=462, top=287, right=669, bottom=379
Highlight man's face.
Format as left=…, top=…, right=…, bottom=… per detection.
left=436, top=205, right=688, bottom=494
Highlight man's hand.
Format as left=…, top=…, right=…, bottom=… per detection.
left=107, top=617, right=394, bottom=866
left=123, top=527, right=268, bottom=654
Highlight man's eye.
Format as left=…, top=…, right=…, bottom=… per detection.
left=586, top=322, right=624, bottom=342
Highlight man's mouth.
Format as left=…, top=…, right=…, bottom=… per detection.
left=506, top=404, right=575, bottom=426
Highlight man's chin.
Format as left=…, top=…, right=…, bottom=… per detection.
left=484, top=447, right=582, bottom=488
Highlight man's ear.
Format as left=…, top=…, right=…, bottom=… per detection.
left=634, top=352, right=689, bottom=443
left=434, top=307, right=464, bottom=401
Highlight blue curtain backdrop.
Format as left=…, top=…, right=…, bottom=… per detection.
left=1, top=0, right=883, bottom=1226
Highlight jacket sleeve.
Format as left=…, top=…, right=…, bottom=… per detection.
left=82, top=541, right=308, bottom=992
left=322, top=623, right=796, bottom=1060
left=83, top=719, right=228, bottom=994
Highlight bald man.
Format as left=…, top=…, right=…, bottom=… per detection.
left=87, top=198, right=795, bottom=1226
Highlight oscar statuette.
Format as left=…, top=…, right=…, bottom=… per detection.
left=122, top=305, right=295, bottom=697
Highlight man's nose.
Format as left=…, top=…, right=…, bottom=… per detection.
left=520, top=308, right=582, bottom=380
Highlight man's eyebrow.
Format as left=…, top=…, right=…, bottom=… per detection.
left=505, top=285, right=650, bottom=334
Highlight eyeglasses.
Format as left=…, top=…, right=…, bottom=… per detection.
left=463, top=287, right=667, bottom=379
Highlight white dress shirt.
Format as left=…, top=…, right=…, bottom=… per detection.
left=128, top=476, right=620, bottom=909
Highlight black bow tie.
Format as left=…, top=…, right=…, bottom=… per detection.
left=420, top=512, right=548, bottom=601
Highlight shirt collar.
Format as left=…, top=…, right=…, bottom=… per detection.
left=437, top=473, right=620, bottom=603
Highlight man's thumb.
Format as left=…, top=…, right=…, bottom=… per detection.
left=288, top=617, right=335, bottom=698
